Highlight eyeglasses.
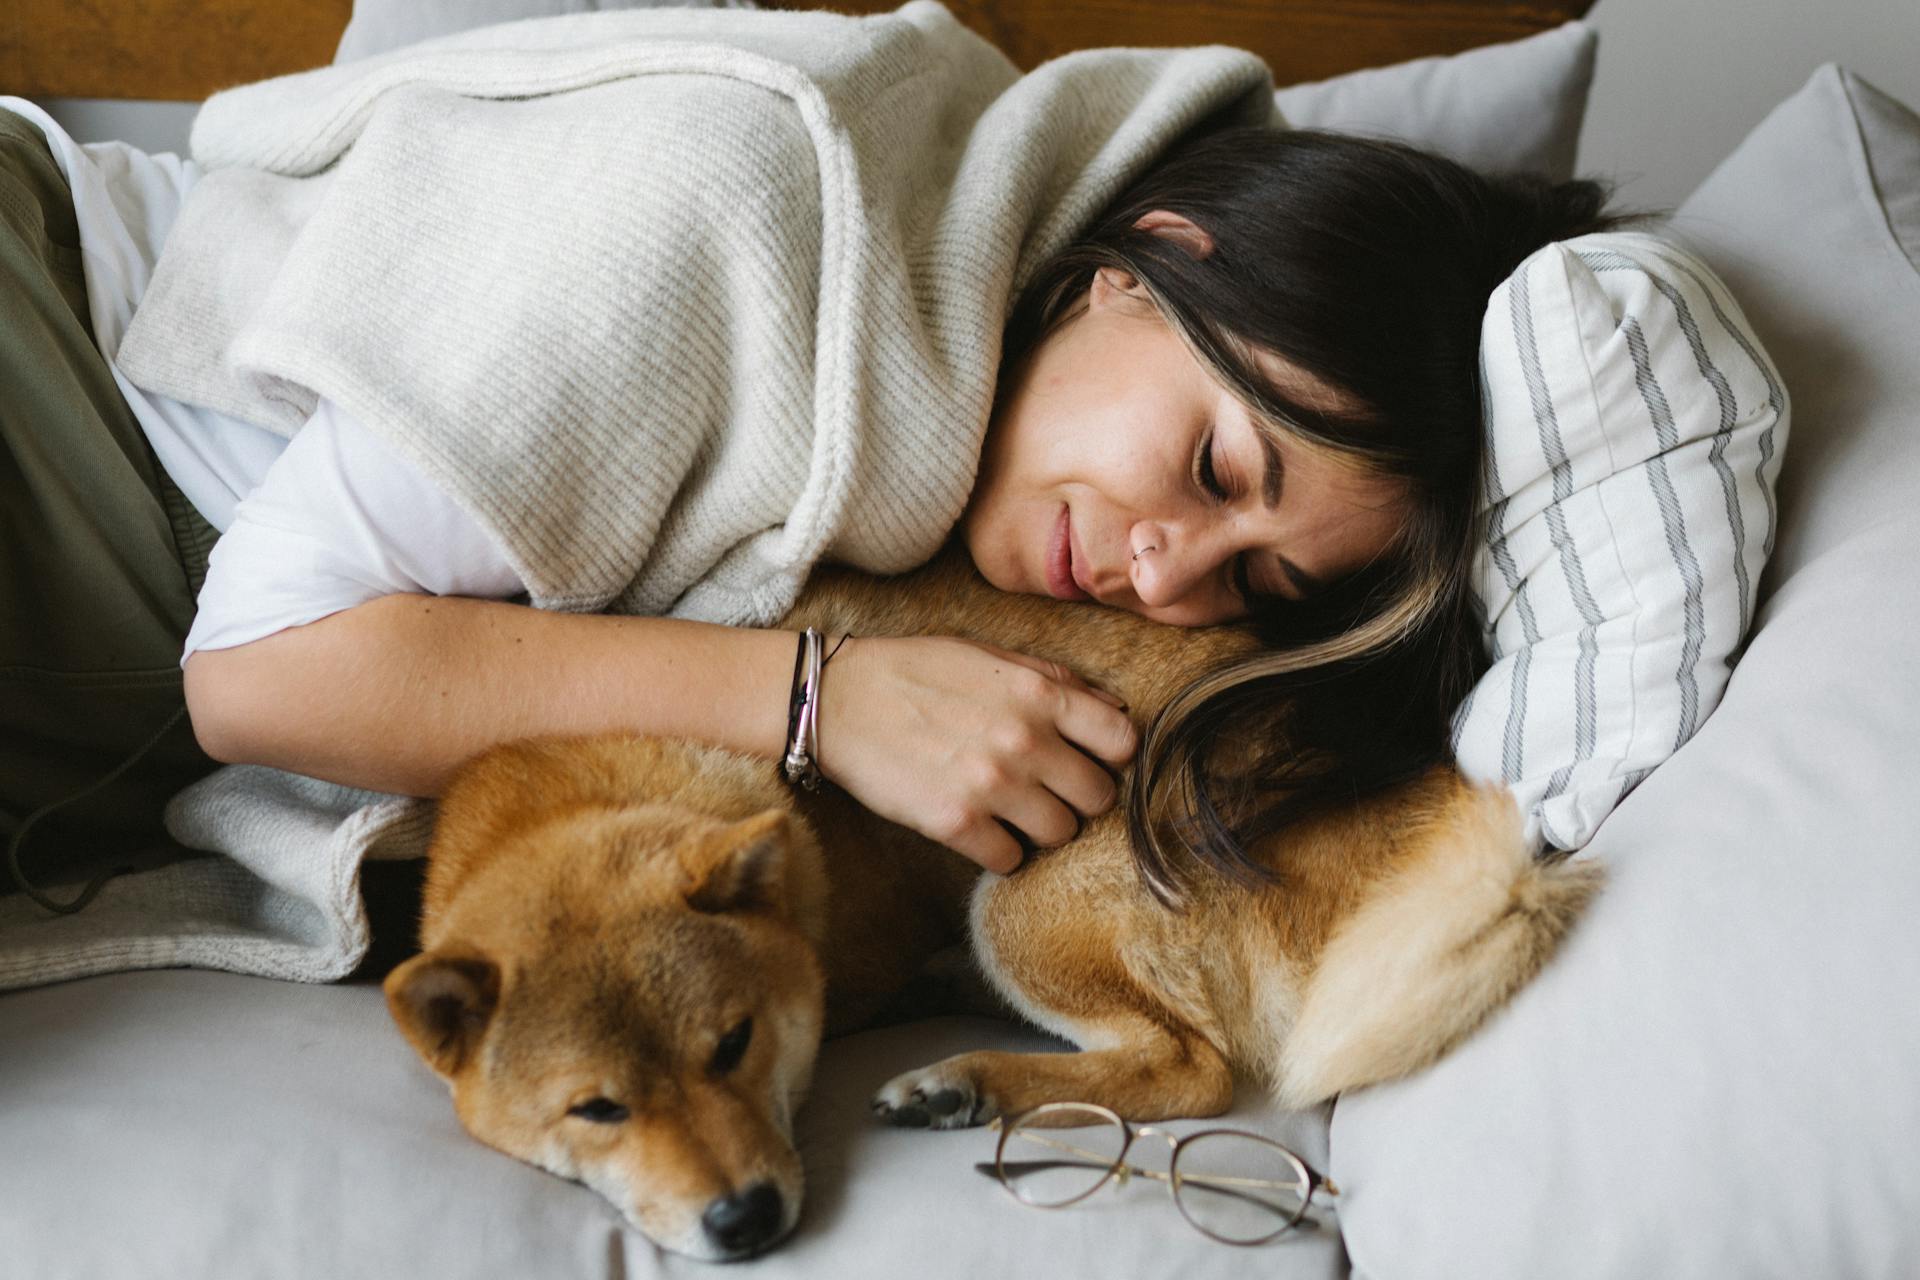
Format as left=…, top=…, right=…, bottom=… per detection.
left=974, top=1101, right=1339, bottom=1246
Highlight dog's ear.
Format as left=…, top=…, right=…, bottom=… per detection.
left=383, top=947, right=502, bottom=1078
left=681, top=809, right=791, bottom=917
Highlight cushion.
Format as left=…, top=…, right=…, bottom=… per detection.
left=1329, top=65, right=1920, bottom=1280
left=1274, top=20, right=1596, bottom=179
left=0, top=969, right=1347, bottom=1280
left=333, top=0, right=760, bottom=64
left=1450, top=232, right=1787, bottom=853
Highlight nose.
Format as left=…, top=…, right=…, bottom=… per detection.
left=1128, top=519, right=1229, bottom=610
left=701, top=1181, right=785, bottom=1257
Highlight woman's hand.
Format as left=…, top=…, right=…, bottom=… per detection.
left=813, top=635, right=1138, bottom=874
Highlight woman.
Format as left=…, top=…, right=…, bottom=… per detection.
left=965, top=126, right=1633, bottom=897
left=1, top=93, right=1624, bottom=913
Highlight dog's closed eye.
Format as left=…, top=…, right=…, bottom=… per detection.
left=566, top=1097, right=630, bottom=1124
left=710, top=1017, right=753, bottom=1076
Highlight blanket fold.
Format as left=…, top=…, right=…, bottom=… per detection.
left=1, top=0, right=1275, bottom=990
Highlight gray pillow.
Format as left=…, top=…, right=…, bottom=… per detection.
left=1274, top=20, right=1596, bottom=179
left=334, top=0, right=759, bottom=64
left=1327, top=65, right=1920, bottom=1280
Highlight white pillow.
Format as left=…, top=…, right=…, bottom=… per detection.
left=334, top=0, right=758, bottom=64
left=1275, top=20, right=1596, bottom=179
left=1450, top=231, right=1788, bottom=853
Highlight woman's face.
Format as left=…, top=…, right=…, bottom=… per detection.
left=963, top=226, right=1410, bottom=628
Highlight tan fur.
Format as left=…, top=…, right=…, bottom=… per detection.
left=385, top=544, right=1603, bottom=1258
left=1274, top=778, right=1603, bottom=1105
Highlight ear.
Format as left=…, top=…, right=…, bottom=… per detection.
left=680, top=809, right=792, bottom=917
left=1134, top=208, right=1215, bottom=258
left=1089, top=264, right=1149, bottom=312
left=1089, top=211, right=1214, bottom=312
left=383, top=948, right=501, bottom=1078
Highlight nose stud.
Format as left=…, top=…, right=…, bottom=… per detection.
left=1132, top=545, right=1157, bottom=562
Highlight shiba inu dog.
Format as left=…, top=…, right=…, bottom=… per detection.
left=383, top=547, right=1600, bottom=1260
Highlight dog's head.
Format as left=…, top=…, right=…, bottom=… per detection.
left=384, top=803, right=826, bottom=1260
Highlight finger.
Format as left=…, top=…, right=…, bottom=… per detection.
left=946, top=820, right=1025, bottom=876
left=974, top=642, right=1110, bottom=697
left=973, top=641, right=1069, bottom=681
left=1052, top=685, right=1140, bottom=769
left=977, top=641, right=1127, bottom=712
left=1039, top=664, right=1125, bottom=709
left=995, top=786, right=1081, bottom=850
left=1034, top=741, right=1121, bottom=820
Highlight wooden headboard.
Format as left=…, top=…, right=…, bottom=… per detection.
left=4, top=0, right=1595, bottom=103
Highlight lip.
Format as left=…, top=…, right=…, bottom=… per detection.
left=1045, top=506, right=1091, bottom=602
left=1067, top=518, right=1098, bottom=599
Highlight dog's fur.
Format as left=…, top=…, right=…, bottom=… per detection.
left=384, top=548, right=1600, bottom=1259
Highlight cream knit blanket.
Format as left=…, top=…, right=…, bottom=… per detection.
left=0, top=1, right=1273, bottom=989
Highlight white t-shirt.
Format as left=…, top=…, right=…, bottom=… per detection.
left=4, top=98, right=526, bottom=670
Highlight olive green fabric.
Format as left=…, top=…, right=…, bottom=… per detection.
left=0, top=107, right=222, bottom=903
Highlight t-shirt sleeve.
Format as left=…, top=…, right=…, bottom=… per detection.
left=180, top=397, right=527, bottom=668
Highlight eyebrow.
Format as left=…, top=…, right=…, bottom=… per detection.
left=1253, top=427, right=1283, bottom=510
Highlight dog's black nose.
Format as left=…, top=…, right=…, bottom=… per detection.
left=702, top=1181, right=784, bottom=1256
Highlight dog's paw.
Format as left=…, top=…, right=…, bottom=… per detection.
left=870, top=1059, right=998, bottom=1130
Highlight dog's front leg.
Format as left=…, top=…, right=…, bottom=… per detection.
left=870, top=1026, right=1232, bottom=1129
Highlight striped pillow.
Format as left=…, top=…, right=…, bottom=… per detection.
left=1450, top=231, right=1789, bottom=853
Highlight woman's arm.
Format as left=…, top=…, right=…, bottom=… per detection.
left=176, top=399, right=1130, bottom=870
left=184, top=593, right=795, bottom=799
left=184, top=593, right=1137, bottom=872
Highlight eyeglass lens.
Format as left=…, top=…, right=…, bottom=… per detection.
left=1171, top=1130, right=1311, bottom=1244
left=998, top=1105, right=1130, bottom=1207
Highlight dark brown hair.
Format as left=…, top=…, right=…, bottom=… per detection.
left=999, top=125, right=1652, bottom=905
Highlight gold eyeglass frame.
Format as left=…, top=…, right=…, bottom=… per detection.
left=974, top=1101, right=1340, bottom=1246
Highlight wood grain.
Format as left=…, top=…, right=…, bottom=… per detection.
left=5, top=0, right=1594, bottom=102
left=777, top=1, right=1598, bottom=82
left=5, top=0, right=354, bottom=101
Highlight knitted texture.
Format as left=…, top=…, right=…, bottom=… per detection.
left=3, top=2, right=1275, bottom=990
left=118, top=0, right=1276, bottom=626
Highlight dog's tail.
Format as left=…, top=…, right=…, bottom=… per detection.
left=1275, top=779, right=1602, bottom=1107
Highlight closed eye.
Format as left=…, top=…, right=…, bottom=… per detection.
left=1196, top=431, right=1230, bottom=502
left=567, top=1096, right=629, bottom=1124
left=1196, top=432, right=1256, bottom=601
left=710, top=1016, right=753, bottom=1076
